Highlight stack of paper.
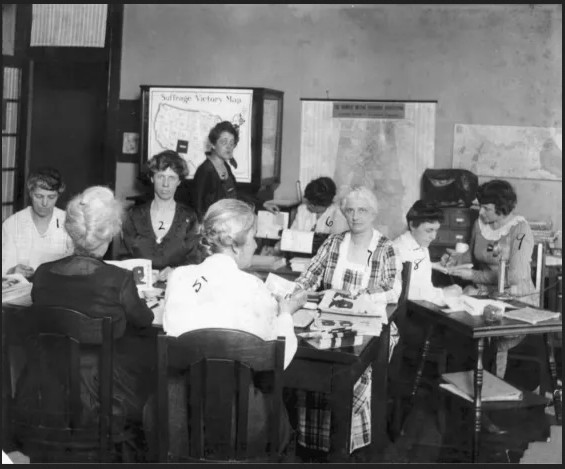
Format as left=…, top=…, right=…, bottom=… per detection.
left=289, top=257, right=311, bottom=272
left=440, top=369, right=523, bottom=402
left=443, top=295, right=516, bottom=316
left=2, top=274, right=32, bottom=304
left=280, top=229, right=314, bottom=254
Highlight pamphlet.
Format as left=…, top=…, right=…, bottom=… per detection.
left=105, top=258, right=153, bottom=291
left=318, top=289, right=387, bottom=316
left=256, top=210, right=289, bottom=239
left=2, top=273, right=32, bottom=303
left=280, top=229, right=314, bottom=254
left=443, top=295, right=516, bottom=316
left=264, top=272, right=296, bottom=298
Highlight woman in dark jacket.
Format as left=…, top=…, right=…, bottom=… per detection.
left=16, top=186, right=155, bottom=457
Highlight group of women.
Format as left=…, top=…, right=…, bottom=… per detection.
left=2, top=123, right=540, bottom=459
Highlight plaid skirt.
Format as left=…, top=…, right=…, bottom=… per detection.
left=295, top=323, right=399, bottom=453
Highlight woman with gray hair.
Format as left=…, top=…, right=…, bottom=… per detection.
left=24, top=186, right=156, bottom=460
left=293, top=185, right=403, bottom=455
left=2, top=167, right=73, bottom=277
left=151, top=198, right=307, bottom=459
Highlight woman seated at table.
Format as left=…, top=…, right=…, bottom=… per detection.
left=121, top=150, right=201, bottom=280
left=292, top=185, right=403, bottom=455
left=16, top=186, right=155, bottom=458
left=145, top=198, right=307, bottom=459
left=440, top=179, right=535, bottom=378
left=2, top=167, right=73, bottom=278
left=394, top=200, right=463, bottom=305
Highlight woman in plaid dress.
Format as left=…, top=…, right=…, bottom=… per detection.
left=293, top=186, right=403, bottom=454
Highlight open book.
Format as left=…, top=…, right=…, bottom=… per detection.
left=440, top=370, right=523, bottom=402
left=2, top=274, right=32, bottom=303
left=105, top=258, right=153, bottom=291
left=318, top=289, right=387, bottom=316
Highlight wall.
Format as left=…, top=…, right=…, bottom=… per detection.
left=118, top=4, right=562, bottom=228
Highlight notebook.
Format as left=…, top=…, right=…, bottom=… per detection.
left=441, top=370, right=523, bottom=402
left=503, top=307, right=561, bottom=325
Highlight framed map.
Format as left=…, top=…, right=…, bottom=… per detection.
left=452, top=124, right=562, bottom=181
left=140, top=86, right=253, bottom=182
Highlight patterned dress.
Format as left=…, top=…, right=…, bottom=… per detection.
left=294, top=230, right=402, bottom=453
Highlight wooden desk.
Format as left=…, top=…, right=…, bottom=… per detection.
left=407, top=299, right=562, bottom=463
left=286, top=305, right=395, bottom=462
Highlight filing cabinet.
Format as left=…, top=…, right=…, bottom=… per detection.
left=429, top=207, right=478, bottom=261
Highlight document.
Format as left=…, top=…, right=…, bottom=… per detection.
left=280, top=229, right=314, bottom=254
left=2, top=274, right=32, bottom=303
left=431, top=262, right=474, bottom=274
left=441, top=370, right=523, bottom=402
left=292, top=308, right=319, bottom=328
left=256, top=210, right=289, bottom=239
left=105, top=258, right=153, bottom=291
left=443, top=295, right=516, bottom=316
left=264, top=273, right=296, bottom=298
left=318, top=289, right=387, bottom=316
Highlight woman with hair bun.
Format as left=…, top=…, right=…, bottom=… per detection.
left=20, top=186, right=156, bottom=459
left=147, top=198, right=307, bottom=460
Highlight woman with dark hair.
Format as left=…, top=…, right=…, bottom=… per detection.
left=289, top=176, right=349, bottom=235
left=2, top=167, right=73, bottom=277
left=122, top=150, right=200, bottom=279
left=442, top=179, right=536, bottom=303
left=441, top=179, right=535, bottom=378
left=191, top=121, right=240, bottom=221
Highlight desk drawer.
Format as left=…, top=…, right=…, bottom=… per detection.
left=434, top=228, right=470, bottom=245
left=447, top=208, right=473, bottom=228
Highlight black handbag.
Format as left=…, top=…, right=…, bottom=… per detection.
left=421, top=169, right=478, bottom=207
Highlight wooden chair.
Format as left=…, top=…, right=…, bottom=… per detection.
left=3, top=305, right=128, bottom=463
left=155, top=328, right=287, bottom=463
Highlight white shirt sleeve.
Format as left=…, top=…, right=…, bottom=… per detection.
left=2, top=216, right=17, bottom=275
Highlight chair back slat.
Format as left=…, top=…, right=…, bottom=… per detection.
left=156, top=328, right=285, bottom=462
left=400, top=261, right=413, bottom=306
left=4, top=305, right=120, bottom=462
left=532, top=243, right=546, bottom=308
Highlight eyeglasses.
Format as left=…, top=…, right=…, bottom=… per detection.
left=343, top=207, right=370, bottom=217
left=217, top=138, right=236, bottom=147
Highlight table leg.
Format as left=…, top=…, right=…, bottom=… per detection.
left=543, top=333, right=562, bottom=423
left=472, top=338, right=485, bottom=464
left=371, top=324, right=390, bottom=456
left=410, top=324, right=435, bottom=408
left=329, top=367, right=354, bottom=462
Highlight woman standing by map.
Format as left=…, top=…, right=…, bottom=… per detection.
left=191, top=121, right=240, bottom=222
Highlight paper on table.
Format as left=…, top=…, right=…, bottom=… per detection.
left=503, top=307, right=561, bottom=325
left=256, top=210, right=289, bottom=239
left=432, top=262, right=474, bottom=274
left=293, top=308, right=319, bottom=328
left=442, top=295, right=516, bottom=315
left=264, top=272, right=296, bottom=298
left=105, top=258, right=153, bottom=291
left=280, top=229, right=314, bottom=254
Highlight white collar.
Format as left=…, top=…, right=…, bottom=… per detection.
left=478, top=215, right=526, bottom=241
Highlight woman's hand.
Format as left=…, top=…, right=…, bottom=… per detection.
left=443, top=284, right=463, bottom=298
left=156, top=266, right=174, bottom=282
left=263, top=201, right=280, bottom=215
left=449, top=267, right=475, bottom=281
left=278, top=289, right=308, bottom=316
left=440, top=248, right=462, bottom=267
left=7, top=264, right=35, bottom=279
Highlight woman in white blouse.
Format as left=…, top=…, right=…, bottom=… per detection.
left=2, top=167, right=73, bottom=277
left=151, top=198, right=307, bottom=460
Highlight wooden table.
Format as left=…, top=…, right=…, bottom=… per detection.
left=407, top=299, right=562, bottom=463
left=282, top=303, right=396, bottom=462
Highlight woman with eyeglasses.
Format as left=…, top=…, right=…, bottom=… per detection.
left=292, top=185, right=403, bottom=455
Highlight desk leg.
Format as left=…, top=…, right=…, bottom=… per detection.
left=329, top=368, right=354, bottom=462
left=472, top=338, right=485, bottom=464
left=372, top=324, right=390, bottom=456
left=543, top=333, right=562, bottom=423
left=410, top=324, right=435, bottom=408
